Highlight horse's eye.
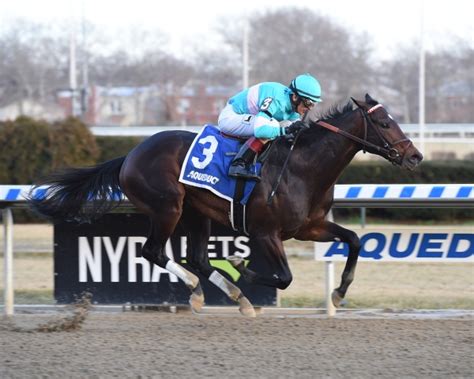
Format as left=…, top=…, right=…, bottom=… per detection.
left=379, top=120, right=390, bottom=129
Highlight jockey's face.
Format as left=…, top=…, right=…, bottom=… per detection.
left=292, top=94, right=316, bottom=116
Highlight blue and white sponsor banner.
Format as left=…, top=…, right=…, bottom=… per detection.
left=0, top=186, right=474, bottom=202
left=334, top=184, right=473, bottom=200
left=0, top=185, right=38, bottom=201
left=0, top=183, right=474, bottom=207
left=315, top=226, right=474, bottom=263
left=1, top=183, right=473, bottom=203
left=0, top=185, right=125, bottom=202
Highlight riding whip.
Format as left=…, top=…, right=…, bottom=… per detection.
left=266, top=110, right=311, bottom=205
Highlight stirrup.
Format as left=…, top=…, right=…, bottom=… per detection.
left=229, top=164, right=261, bottom=181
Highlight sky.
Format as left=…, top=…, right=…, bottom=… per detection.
left=1, top=0, right=473, bottom=59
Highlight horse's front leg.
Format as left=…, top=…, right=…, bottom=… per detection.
left=295, top=220, right=361, bottom=307
left=180, top=207, right=256, bottom=317
left=228, top=234, right=293, bottom=290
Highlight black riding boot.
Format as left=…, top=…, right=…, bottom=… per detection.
left=229, top=138, right=262, bottom=181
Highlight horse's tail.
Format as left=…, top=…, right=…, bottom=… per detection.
left=28, top=156, right=126, bottom=223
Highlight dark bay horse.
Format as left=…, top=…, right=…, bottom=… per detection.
left=29, top=94, right=422, bottom=317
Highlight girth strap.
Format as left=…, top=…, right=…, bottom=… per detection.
left=231, top=178, right=248, bottom=235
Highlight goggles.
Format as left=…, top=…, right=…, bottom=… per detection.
left=301, top=97, right=316, bottom=109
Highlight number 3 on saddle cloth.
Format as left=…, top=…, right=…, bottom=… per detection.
left=179, top=125, right=262, bottom=235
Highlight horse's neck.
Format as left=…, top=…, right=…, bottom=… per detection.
left=302, top=113, right=363, bottom=191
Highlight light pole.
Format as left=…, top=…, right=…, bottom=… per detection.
left=69, top=26, right=78, bottom=117
left=418, top=0, right=426, bottom=154
left=81, top=0, right=89, bottom=119
left=242, top=20, right=249, bottom=89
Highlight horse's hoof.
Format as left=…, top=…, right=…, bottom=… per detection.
left=189, top=282, right=204, bottom=313
left=189, top=292, right=204, bottom=313
left=227, top=255, right=243, bottom=268
left=238, top=296, right=256, bottom=318
left=331, top=290, right=343, bottom=308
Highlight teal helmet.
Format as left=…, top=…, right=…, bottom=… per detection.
left=289, top=73, right=322, bottom=103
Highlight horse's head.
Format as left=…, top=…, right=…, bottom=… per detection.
left=351, top=94, right=423, bottom=170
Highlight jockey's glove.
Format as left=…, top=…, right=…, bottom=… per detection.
left=284, top=120, right=309, bottom=136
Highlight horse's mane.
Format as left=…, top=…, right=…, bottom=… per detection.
left=318, top=102, right=354, bottom=121
left=293, top=101, right=355, bottom=146
left=273, top=101, right=356, bottom=156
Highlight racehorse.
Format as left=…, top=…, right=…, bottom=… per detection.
left=29, top=94, right=422, bottom=317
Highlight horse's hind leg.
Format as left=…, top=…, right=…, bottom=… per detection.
left=180, top=206, right=256, bottom=317
left=120, top=144, right=205, bottom=309
left=140, top=210, right=203, bottom=310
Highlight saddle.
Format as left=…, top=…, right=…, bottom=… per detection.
left=179, top=125, right=268, bottom=235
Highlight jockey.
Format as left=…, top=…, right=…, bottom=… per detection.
left=217, top=73, right=322, bottom=181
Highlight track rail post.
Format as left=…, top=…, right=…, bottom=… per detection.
left=325, top=261, right=336, bottom=317
left=3, top=207, right=14, bottom=316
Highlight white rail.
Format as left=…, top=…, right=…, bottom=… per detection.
left=2, top=209, right=13, bottom=316
left=2, top=184, right=473, bottom=207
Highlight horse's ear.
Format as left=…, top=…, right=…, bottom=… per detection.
left=365, top=93, right=377, bottom=105
left=351, top=97, right=364, bottom=109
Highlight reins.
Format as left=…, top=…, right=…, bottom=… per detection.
left=317, top=119, right=400, bottom=159
left=266, top=103, right=411, bottom=205
left=316, top=105, right=410, bottom=161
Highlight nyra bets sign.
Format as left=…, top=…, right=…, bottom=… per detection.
left=54, top=213, right=276, bottom=305
left=315, top=226, right=473, bottom=263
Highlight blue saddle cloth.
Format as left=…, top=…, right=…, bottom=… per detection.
left=179, top=125, right=261, bottom=205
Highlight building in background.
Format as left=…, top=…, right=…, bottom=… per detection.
left=0, top=99, right=63, bottom=122
left=55, top=83, right=233, bottom=127
left=57, top=85, right=168, bottom=126
left=164, top=84, right=231, bottom=126
left=429, top=80, right=473, bottom=123
left=1, top=81, right=471, bottom=161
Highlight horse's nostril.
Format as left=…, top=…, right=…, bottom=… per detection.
left=410, top=153, right=423, bottom=164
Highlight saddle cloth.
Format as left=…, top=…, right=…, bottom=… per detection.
left=178, top=124, right=261, bottom=205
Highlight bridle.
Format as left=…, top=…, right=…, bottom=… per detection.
left=267, top=104, right=411, bottom=204
left=316, top=103, right=412, bottom=165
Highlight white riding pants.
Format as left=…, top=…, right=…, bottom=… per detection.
left=217, top=103, right=280, bottom=138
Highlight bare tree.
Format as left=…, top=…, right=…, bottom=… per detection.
left=84, top=25, right=195, bottom=87
left=377, top=45, right=419, bottom=122
left=378, top=37, right=473, bottom=123
left=0, top=16, right=471, bottom=123
left=214, top=8, right=375, bottom=106
left=0, top=19, right=68, bottom=110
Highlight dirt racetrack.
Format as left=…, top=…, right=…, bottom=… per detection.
left=1, top=311, right=473, bottom=378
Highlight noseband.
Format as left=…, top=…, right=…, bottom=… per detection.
left=361, top=104, right=411, bottom=163
left=316, top=104, right=411, bottom=165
